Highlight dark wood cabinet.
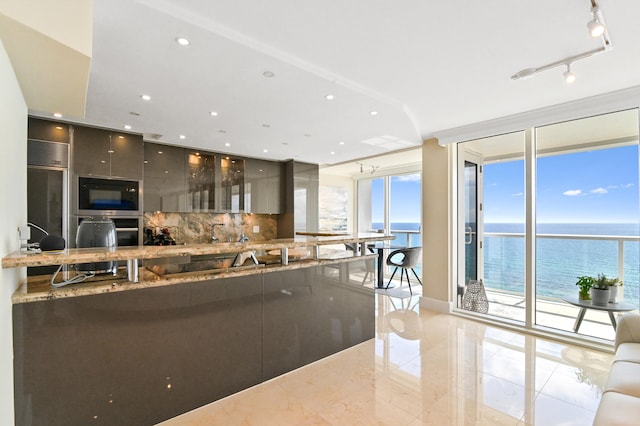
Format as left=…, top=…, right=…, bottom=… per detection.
left=73, top=126, right=143, bottom=180
left=144, top=143, right=186, bottom=212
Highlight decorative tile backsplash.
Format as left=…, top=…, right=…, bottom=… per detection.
left=143, top=212, right=278, bottom=244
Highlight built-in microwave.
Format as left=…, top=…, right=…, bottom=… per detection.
left=77, top=176, right=141, bottom=216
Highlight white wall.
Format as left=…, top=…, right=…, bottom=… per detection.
left=0, top=39, right=27, bottom=425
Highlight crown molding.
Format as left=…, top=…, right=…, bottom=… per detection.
left=433, top=85, right=640, bottom=145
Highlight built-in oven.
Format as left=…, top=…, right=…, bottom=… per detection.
left=76, top=176, right=140, bottom=216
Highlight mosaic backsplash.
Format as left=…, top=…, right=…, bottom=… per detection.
left=143, top=212, right=278, bottom=244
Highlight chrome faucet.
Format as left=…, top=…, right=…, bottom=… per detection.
left=211, top=223, right=224, bottom=243
left=238, top=232, right=249, bottom=243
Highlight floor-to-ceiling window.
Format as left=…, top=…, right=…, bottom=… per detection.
left=456, top=108, right=640, bottom=341
left=358, top=171, right=422, bottom=282
left=535, top=110, right=640, bottom=339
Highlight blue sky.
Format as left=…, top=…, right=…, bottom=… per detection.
left=371, top=174, right=421, bottom=223
left=484, top=145, right=639, bottom=223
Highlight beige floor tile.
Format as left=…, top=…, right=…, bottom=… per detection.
left=162, top=292, right=615, bottom=425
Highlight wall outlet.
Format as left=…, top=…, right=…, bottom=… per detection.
left=252, top=225, right=260, bottom=233
left=18, top=225, right=31, bottom=241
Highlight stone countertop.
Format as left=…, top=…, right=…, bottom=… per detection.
left=11, top=253, right=377, bottom=304
left=2, top=233, right=393, bottom=269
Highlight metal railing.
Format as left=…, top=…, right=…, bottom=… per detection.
left=486, top=231, right=640, bottom=284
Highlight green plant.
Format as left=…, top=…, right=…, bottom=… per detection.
left=593, top=273, right=622, bottom=289
left=576, top=276, right=595, bottom=299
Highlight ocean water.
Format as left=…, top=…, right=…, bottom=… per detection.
left=373, top=222, right=640, bottom=305
left=485, top=223, right=640, bottom=304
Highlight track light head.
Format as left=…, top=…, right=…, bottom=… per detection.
left=563, top=64, right=576, bottom=84
left=587, top=17, right=606, bottom=38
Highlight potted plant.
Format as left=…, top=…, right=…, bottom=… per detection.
left=576, top=276, right=595, bottom=300
left=605, top=276, right=623, bottom=304
left=590, top=273, right=612, bottom=306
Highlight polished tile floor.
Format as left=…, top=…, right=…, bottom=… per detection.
left=161, top=292, right=614, bottom=425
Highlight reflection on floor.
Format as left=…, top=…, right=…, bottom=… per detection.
left=161, top=289, right=613, bottom=425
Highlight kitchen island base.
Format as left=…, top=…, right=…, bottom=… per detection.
left=13, top=259, right=374, bottom=425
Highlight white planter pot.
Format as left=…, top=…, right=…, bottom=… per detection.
left=609, top=286, right=619, bottom=304
left=591, top=287, right=611, bottom=306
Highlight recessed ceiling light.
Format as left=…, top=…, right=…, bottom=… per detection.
left=53, top=113, right=62, bottom=118
left=263, top=71, right=275, bottom=78
left=370, top=111, right=378, bottom=116
left=339, top=141, right=345, bottom=145
left=100, top=160, right=106, bottom=164
left=179, top=135, right=186, bottom=139
left=158, top=151, right=163, bottom=154
left=330, top=151, right=335, bottom=155
left=164, top=170, right=169, bottom=174
left=107, top=149, right=114, bottom=154
left=224, top=143, right=231, bottom=147
left=325, top=94, right=335, bottom=100
left=263, top=149, right=268, bottom=153
left=55, top=126, right=63, bottom=130
left=141, top=94, right=151, bottom=101
left=176, top=37, right=190, bottom=46
left=210, top=111, right=218, bottom=117
left=144, top=160, right=148, bottom=164
left=124, top=124, right=132, bottom=130
left=118, top=135, right=124, bottom=139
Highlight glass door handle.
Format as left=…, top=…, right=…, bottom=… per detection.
left=465, top=226, right=474, bottom=244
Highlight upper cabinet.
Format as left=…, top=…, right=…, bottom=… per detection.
left=144, top=143, right=186, bottom=212
left=73, top=126, right=143, bottom=180
left=28, top=117, right=70, bottom=143
left=186, top=150, right=216, bottom=212
left=142, top=141, right=283, bottom=214
left=245, top=159, right=283, bottom=214
left=220, top=156, right=245, bottom=213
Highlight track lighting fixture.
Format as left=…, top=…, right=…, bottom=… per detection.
left=587, top=1, right=606, bottom=38
left=511, top=0, right=611, bottom=84
left=563, top=64, right=576, bottom=84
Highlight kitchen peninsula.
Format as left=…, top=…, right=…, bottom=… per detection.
left=7, top=233, right=391, bottom=425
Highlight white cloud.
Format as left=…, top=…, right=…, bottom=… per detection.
left=590, top=187, right=608, bottom=194
left=394, top=174, right=421, bottom=182
left=511, top=192, right=524, bottom=197
left=622, top=183, right=635, bottom=188
left=563, top=189, right=583, bottom=196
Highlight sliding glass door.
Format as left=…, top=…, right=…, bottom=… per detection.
left=455, top=109, right=640, bottom=340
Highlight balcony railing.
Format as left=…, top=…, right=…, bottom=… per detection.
left=484, top=232, right=640, bottom=305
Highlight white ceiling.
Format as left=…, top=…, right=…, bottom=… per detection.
left=55, top=0, right=640, bottom=165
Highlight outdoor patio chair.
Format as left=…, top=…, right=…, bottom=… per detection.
left=384, top=247, right=422, bottom=294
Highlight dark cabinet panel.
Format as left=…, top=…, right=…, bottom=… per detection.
left=73, top=126, right=143, bottom=180
left=28, top=117, right=70, bottom=143
left=144, top=143, right=186, bottom=212
left=245, top=159, right=283, bottom=214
